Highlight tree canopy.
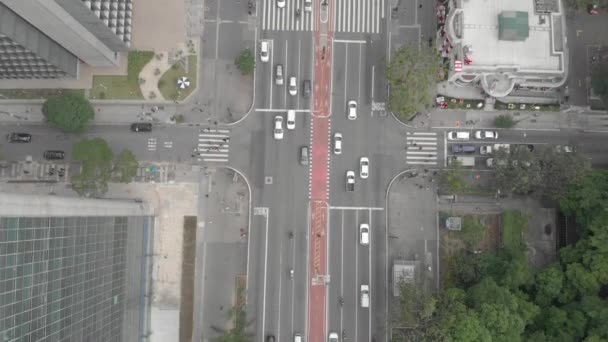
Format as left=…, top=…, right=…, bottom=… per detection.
left=71, top=138, right=139, bottom=196
left=43, top=92, right=95, bottom=132
left=113, top=149, right=139, bottom=183
left=391, top=171, right=608, bottom=341
left=234, top=48, right=255, bottom=75
left=72, top=138, right=113, bottom=196
left=386, top=44, right=440, bottom=121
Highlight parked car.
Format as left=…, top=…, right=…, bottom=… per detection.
left=43, top=150, right=65, bottom=160
left=7, top=132, right=31, bottom=143
left=347, top=100, right=357, bottom=120
left=289, top=76, right=297, bottom=96
left=130, top=122, right=152, bottom=132
left=359, top=157, right=369, bottom=179
left=451, top=144, right=476, bottom=154
left=447, top=131, right=470, bottom=141
left=275, top=64, right=284, bottom=85
left=273, top=116, right=284, bottom=140
left=474, top=130, right=498, bottom=140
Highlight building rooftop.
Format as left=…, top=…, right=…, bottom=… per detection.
left=461, top=0, right=561, bottom=71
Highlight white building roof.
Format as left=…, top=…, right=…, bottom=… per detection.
left=461, top=0, right=561, bottom=71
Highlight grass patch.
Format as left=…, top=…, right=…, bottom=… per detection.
left=502, top=210, right=527, bottom=251
left=0, top=89, right=84, bottom=100
left=90, top=51, right=154, bottom=100
left=158, top=55, right=198, bottom=101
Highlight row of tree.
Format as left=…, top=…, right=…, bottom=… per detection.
left=393, top=170, right=608, bottom=341
left=42, top=93, right=139, bottom=195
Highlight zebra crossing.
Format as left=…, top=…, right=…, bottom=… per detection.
left=334, top=0, right=385, bottom=34
left=262, top=0, right=314, bottom=32
left=195, top=128, right=231, bottom=163
left=261, top=0, right=385, bottom=33
left=405, top=132, right=438, bottom=165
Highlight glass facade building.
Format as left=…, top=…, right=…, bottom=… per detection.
left=0, top=215, right=152, bottom=342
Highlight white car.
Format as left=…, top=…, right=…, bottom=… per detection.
left=304, top=0, right=312, bottom=11
left=273, top=116, right=284, bottom=140
left=474, top=130, right=498, bottom=140
left=289, top=76, right=297, bottom=96
left=359, top=157, right=369, bottom=179
left=328, top=332, right=339, bottom=342
left=286, top=110, right=296, bottom=130
left=360, top=223, right=369, bottom=245
left=333, top=133, right=342, bottom=155
left=347, top=100, right=357, bottom=120
left=277, top=0, right=285, bottom=8
left=260, top=41, right=270, bottom=63
left=360, top=284, right=370, bottom=308
left=275, top=64, right=284, bottom=85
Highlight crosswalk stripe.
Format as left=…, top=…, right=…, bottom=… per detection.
left=406, top=130, right=439, bottom=166
left=262, top=0, right=314, bottom=32
left=196, top=127, right=231, bottom=163
left=334, top=0, right=384, bottom=34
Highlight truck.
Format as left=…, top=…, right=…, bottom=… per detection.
left=448, top=156, right=475, bottom=167
left=346, top=171, right=355, bottom=191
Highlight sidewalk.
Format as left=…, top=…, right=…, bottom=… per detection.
left=0, top=102, right=179, bottom=125
left=410, top=106, right=608, bottom=132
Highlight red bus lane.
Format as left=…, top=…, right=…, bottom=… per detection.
left=308, top=0, right=334, bottom=341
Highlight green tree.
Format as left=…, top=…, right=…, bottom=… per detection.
left=43, top=92, right=95, bottom=132
left=439, top=160, right=466, bottom=194
left=71, top=138, right=113, bottom=196
left=560, top=171, right=608, bottom=227
left=591, top=63, right=608, bottom=106
left=386, top=44, right=440, bottom=121
left=494, top=114, right=516, bottom=128
left=459, top=215, right=486, bottom=250
left=234, top=48, right=255, bottom=75
left=533, top=264, right=564, bottom=307
left=113, top=149, right=138, bottom=183
left=537, top=145, right=590, bottom=200
left=494, top=145, right=542, bottom=195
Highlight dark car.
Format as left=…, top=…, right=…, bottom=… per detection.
left=266, top=335, right=275, bottom=342
left=7, top=133, right=32, bottom=143
left=302, top=80, right=311, bottom=98
left=452, top=144, right=476, bottom=154
left=43, top=150, right=65, bottom=160
left=130, top=122, right=152, bottom=132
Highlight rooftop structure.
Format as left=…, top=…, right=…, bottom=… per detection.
left=0, top=0, right=133, bottom=79
left=441, top=0, right=567, bottom=97
left=0, top=193, right=153, bottom=342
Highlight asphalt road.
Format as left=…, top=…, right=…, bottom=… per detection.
left=0, top=125, right=201, bottom=164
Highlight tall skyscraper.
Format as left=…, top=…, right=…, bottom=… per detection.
left=0, top=193, right=153, bottom=341
left=0, top=0, right=133, bottom=79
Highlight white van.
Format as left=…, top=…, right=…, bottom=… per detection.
left=294, top=333, right=303, bottom=342
left=287, top=110, right=296, bottom=129
left=447, top=131, right=470, bottom=141
left=259, top=41, right=270, bottom=62
left=360, top=284, right=370, bottom=308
